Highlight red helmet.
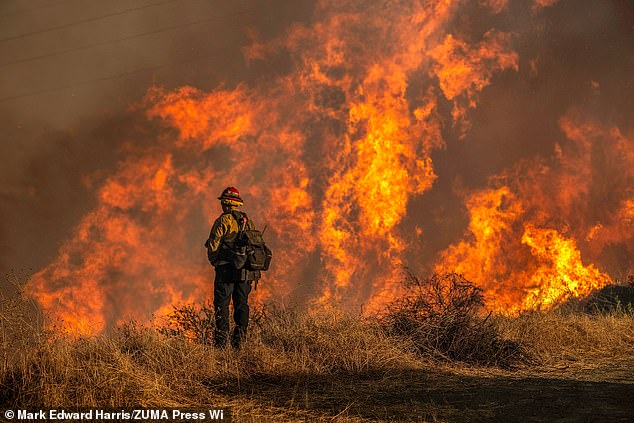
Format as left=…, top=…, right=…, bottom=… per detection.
left=218, top=186, right=243, bottom=203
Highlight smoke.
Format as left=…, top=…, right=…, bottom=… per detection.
left=0, top=111, right=135, bottom=282
left=415, top=0, right=634, bottom=254
left=2, top=0, right=633, bottom=333
left=0, top=0, right=315, bottom=286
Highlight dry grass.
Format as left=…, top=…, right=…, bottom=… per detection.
left=495, top=309, right=634, bottom=364
left=1, top=293, right=422, bottom=420
left=1, top=274, right=634, bottom=421
left=1, top=271, right=48, bottom=375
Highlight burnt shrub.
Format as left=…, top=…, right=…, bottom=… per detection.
left=380, top=272, right=531, bottom=368
left=158, top=302, right=215, bottom=345
left=584, top=285, right=634, bottom=314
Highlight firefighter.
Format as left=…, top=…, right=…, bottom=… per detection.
left=205, top=186, right=257, bottom=349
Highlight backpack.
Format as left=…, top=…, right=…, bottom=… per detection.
left=221, top=211, right=272, bottom=273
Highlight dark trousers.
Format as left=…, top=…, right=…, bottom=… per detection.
left=213, top=265, right=252, bottom=348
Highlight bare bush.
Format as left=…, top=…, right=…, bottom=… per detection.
left=380, top=272, right=531, bottom=368
left=584, top=285, right=634, bottom=314
left=157, top=302, right=215, bottom=345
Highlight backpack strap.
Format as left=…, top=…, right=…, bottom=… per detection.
left=229, top=210, right=248, bottom=232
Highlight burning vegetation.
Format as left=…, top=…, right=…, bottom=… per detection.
left=16, top=0, right=634, bottom=335
left=2, top=274, right=634, bottom=420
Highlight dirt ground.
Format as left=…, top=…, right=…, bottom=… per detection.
left=213, top=355, right=634, bottom=422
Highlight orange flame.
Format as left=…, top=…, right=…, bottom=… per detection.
left=436, top=114, right=632, bottom=313
left=25, top=1, right=630, bottom=334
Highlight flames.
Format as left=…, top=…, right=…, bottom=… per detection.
left=436, top=113, right=633, bottom=312
left=429, top=30, right=518, bottom=125
left=25, top=0, right=632, bottom=335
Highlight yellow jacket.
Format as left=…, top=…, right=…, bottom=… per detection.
left=206, top=209, right=255, bottom=266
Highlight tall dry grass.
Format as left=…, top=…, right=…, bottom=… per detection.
left=495, top=310, right=634, bottom=365
left=1, top=301, right=419, bottom=414
left=1, top=272, right=633, bottom=419
left=1, top=271, right=48, bottom=383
